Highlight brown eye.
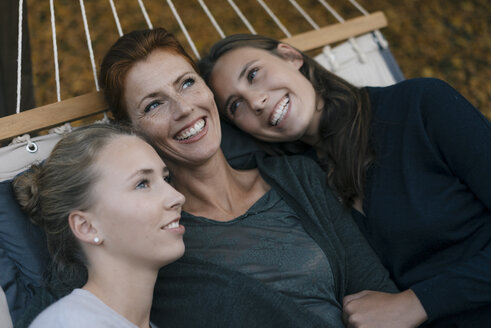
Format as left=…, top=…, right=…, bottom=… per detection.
left=229, top=99, right=243, bottom=116
left=247, top=68, right=258, bottom=83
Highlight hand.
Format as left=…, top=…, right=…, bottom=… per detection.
left=342, top=289, right=428, bottom=328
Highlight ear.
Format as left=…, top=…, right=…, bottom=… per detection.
left=276, top=43, right=304, bottom=70
left=68, top=210, right=102, bottom=245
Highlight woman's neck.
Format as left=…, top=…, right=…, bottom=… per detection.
left=168, top=150, right=269, bottom=221
left=300, top=94, right=324, bottom=146
left=83, top=260, right=157, bottom=328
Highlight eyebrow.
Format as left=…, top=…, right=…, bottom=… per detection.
left=137, top=93, right=158, bottom=110
left=173, top=71, right=193, bottom=88
left=223, top=60, right=257, bottom=112
left=128, top=165, right=169, bottom=181
left=136, top=71, right=194, bottom=109
left=128, top=168, right=154, bottom=181
left=239, top=60, right=256, bottom=80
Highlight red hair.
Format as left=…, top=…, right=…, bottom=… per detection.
left=99, top=28, right=196, bottom=122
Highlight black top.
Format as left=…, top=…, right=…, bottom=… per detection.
left=352, top=78, right=491, bottom=323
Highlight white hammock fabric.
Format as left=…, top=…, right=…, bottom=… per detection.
left=316, top=33, right=403, bottom=87
left=0, top=126, right=69, bottom=182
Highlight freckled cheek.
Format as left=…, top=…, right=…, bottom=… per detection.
left=193, top=87, right=216, bottom=105
left=141, top=117, right=173, bottom=139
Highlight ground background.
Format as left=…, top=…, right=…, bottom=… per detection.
left=26, top=0, right=490, bottom=118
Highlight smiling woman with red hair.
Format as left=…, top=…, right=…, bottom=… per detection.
left=96, top=27, right=398, bottom=327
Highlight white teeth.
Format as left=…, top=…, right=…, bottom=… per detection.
left=163, top=221, right=179, bottom=230
left=270, top=96, right=289, bottom=126
left=176, top=119, right=205, bottom=140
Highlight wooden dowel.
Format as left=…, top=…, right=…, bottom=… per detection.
left=0, top=92, right=106, bottom=142
left=282, top=11, right=387, bottom=51
left=0, top=12, right=387, bottom=142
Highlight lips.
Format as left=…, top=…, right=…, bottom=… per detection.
left=269, top=94, right=290, bottom=126
left=174, top=118, right=207, bottom=142
left=161, top=218, right=184, bottom=234
left=163, top=220, right=180, bottom=229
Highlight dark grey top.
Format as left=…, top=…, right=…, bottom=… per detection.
left=182, top=189, right=343, bottom=326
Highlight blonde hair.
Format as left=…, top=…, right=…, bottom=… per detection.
left=13, top=123, right=136, bottom=282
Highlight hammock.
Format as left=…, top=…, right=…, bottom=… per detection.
left=0, top=1, right=403, bottom=325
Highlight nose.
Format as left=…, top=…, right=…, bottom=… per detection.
left=172, top=97, right=194, bottom=121
left=250, top=91, right=267, bottom=115
left=164, top=183, right=186, bottom=210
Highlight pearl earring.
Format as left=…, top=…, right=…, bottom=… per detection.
left=94, top=237, right=100, bottom=243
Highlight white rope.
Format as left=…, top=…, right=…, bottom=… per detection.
left=227, top=0, right=256, bottom=34
left=318, top=0, right=366, bottom=63
left=317, top=0, right=345, bottom=22
left=288, top=0, right=319, bottom=30
left=348, top=0, right=369, bottom=15
left=79, top=0, right=100, bottom=91
left=322, top=45, right=339, bottom=71
left=48, top=122, right=73, bottom=134
left=95, top=112, right=111, bottom=124
left=167, top=0, right=200, bottom=59
left=10, top=134, right=38, bottom=153
left=16, top=0, right=24, bottom=114
left=49, top=0, right=61, bottom=102
left=348, top=0, right=388, bottom=48
left=372, top=30, right=388, bottom=48
left=138, top=0, right=153, bottom=29
left=256, top=0, right=291, bottom=37
left=108, top=0, right=123, bottom=36
left=198, top=0, right=225, bottom=38
left=11, top=134, right=31, bottom=145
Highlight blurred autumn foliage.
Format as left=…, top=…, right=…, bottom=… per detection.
left=25, top=0, right=490, bottom=118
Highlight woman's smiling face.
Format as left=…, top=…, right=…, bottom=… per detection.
left=209, top=45, right=322, bottom=144
left=124, top=49, right=222, bottom=168
left=87, top=135, right=186, bottom=269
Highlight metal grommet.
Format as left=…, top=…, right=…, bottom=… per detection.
left=26, top=142, right=38, bottom=153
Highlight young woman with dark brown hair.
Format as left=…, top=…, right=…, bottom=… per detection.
left=199, top=34, right=491, bottom=328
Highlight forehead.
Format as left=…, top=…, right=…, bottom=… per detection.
left=212, top=47, right=265, bottom=76
left=94, top=136, right=164, bottom=175
left=126, top=49, right=195, bottom=87
left=210, top=47, right=277, bottom=90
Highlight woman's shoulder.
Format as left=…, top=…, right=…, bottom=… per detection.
left=28, top=290, right=79, bottom=327
left=368, top=78, right=476, bottom=122
left=29, top=289, right=136, bottom=328
left=369, top=77, right=454, bottom=96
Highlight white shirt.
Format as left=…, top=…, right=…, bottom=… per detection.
left=29, top=289, right=157, bottom=328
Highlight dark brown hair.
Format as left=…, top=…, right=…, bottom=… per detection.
left=99, top=27, right=196, bottom=123
left=199, top=34, right=373, bottom=207
left=13, top=123, right=136, bottom=283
